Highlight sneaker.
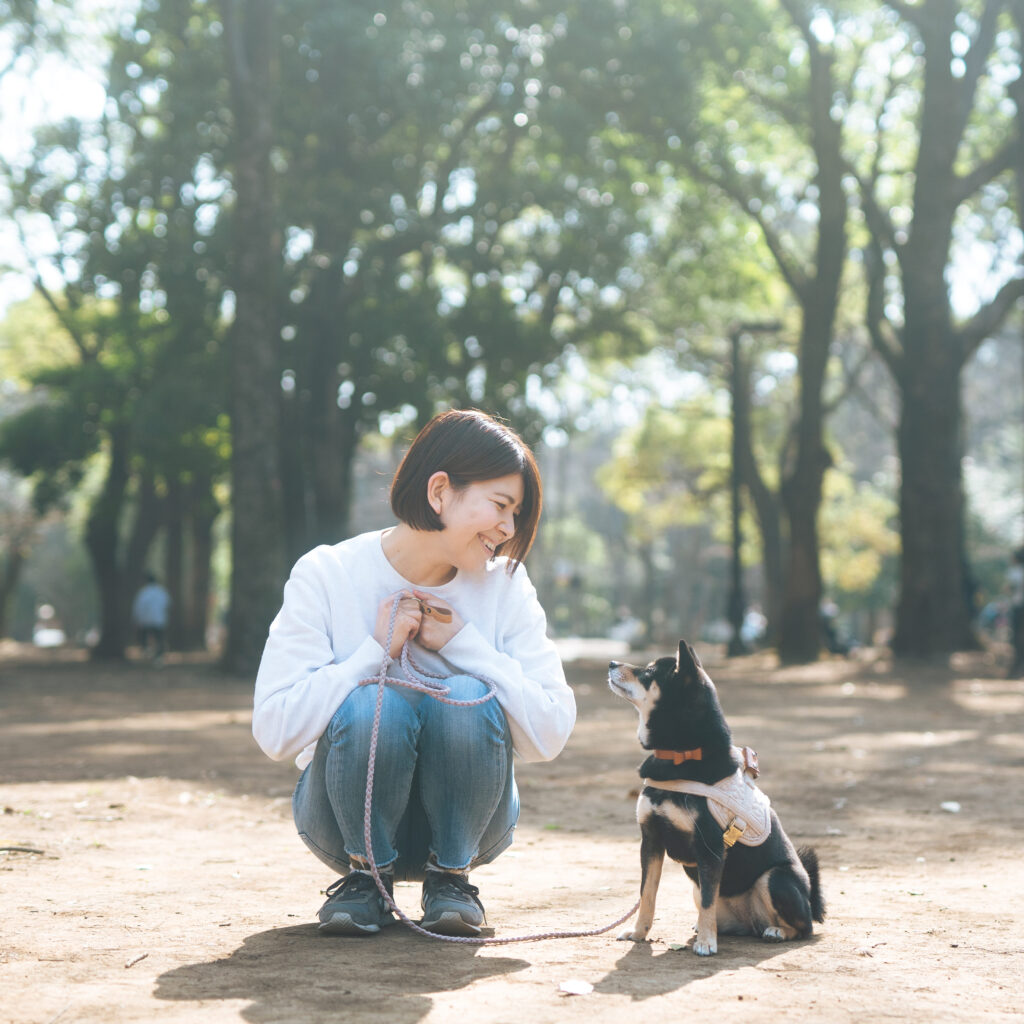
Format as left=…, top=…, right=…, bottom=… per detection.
left=420, top=870, right=486, bottom=936
left=318, top=870, right=395, bottom=936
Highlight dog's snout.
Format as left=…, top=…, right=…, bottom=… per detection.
left=609, top=660, right=621, bottom=670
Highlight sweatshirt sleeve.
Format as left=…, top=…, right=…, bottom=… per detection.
left=251, top=551, right=384, bottom=764
left=437, top=567, right=575, bottom=763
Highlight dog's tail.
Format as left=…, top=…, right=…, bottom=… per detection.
left=798, top=847, right=826, bottom=922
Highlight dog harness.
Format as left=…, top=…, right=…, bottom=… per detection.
left=642, top=746, right=772, bottom=848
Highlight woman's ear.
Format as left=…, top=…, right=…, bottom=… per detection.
left=426, top=471, right=450, bottom=517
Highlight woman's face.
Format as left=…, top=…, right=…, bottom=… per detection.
left=436, top=472, right=524, bottom=571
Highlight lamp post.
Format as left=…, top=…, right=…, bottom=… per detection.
left=727, top=321, right=781, bottom=657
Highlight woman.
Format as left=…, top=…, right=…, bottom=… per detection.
left=252, top=409, right=575, bottom=937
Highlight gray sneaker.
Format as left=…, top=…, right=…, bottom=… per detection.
left=318, top=870, right=395, bottom=936
left=420, top=870, right=486, bottom=936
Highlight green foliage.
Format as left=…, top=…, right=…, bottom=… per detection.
left=597, top=396, right=732, bottom=542
left=819, top=469, right=899, bottom=605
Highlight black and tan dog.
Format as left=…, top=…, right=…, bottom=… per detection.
left=609, top=641, right=824, bottom=955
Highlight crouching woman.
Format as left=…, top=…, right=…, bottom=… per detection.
left=252, top=409, right=575, bottom=936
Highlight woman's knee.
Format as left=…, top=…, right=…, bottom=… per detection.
left=326, top=684, right=417, bottom=747
left=422, top=675, right=509, bottom=748
left=442, top=674, right=492, bottom=704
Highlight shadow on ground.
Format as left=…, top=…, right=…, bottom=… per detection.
left=153, top=920, right=804, bottom=1020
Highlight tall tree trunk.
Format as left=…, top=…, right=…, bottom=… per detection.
left=221, top=0, right=287, bottom=675
left=86, top=430, right=131, bottom=659
left=778, top=309, right=834, bottom=664
left=165, top=477, right=184, bottom=652
left=303, top=309, right=362, bottom=549
left=892, top=331, right=970, bottom=655
left=734, top=341, right=785, bottom=644
left=280, top=383, right=309, bottom=566
left=183, top=473, right=219, bottom=651
left=0, top=546, right=25, bottom=639
left=775, top=2, right=847, bottom=663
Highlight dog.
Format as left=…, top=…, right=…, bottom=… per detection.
left=609, top=640, right=824, bottom=955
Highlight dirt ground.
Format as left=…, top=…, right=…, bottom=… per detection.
left=2, top=638, right=1023, bottom=1024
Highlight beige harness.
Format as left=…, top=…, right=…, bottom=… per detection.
left=642, top=746, right=771, bottom=848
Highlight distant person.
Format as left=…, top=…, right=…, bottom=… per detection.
left=132, top=572, right=171, bottom=663
left=1007, top=547, right=1024, bottom=678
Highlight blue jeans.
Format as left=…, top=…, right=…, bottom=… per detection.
left=292, top=675, right=518, bottom=882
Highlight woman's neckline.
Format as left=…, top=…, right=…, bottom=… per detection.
left=378, top=527, right=459, bottom=589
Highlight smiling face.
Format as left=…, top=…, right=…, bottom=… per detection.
left=434, top=472, right=525, bottom=572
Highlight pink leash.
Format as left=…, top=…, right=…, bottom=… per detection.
left=355, top=600, right=640, bottom=944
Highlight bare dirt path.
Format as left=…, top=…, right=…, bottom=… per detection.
left=2, top=641, right=1022, bottom=1023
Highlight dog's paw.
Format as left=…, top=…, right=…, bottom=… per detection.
left=693, top=935, right=718, bottom=956
left=617, top=929, right=651, bottom=942
left=762, top=926, right=786, bottom=942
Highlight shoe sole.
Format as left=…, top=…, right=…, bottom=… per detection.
left=419, top=910, right=483, bottom=937
left=318, top=912, right=394, bottom=936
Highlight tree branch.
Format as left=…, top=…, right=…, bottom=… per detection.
left=961, top=0, right=1004, bottom=98
left=957, top=274, right=1024, bottom=357
left=13, top=212, right=94, bottom=361
left=823, top=343, right=873, bottom=417
left=863, top=237, right=903, bottom=376
left=685, top=157, right=809, bottom=299
left=850, top=162, right=900, bottom=255
left=952, top=137, right=1024, bottom=205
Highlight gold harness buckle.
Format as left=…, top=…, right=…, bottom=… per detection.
left=722, top=819, right=746, bottom=848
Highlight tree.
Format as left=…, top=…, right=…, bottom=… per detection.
left=218, top=0, right=287, bottom=674
left=855, top=0, right=1024, bottom=656
left=0, top=6, right=229, bottom=657
left=662, top=0, right=858, bottom=662
left=268, top=0, right=657, bottom=559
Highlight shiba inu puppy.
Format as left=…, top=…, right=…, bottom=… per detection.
left=609, top=641, right=825, bottom=955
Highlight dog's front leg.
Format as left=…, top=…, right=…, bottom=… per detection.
left=692, top=822, right=725, bottom=956
left=619, top=829, right=664, bottom=942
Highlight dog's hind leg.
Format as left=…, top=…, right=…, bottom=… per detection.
left=762, top=866, right=814, bottom=940
left=618, top=829, right=664, bottom=942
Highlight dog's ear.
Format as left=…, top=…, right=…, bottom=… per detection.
left=676, top=640, right=703, bottom=675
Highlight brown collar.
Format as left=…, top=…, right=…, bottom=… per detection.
left=653, top=747, right=702, bottom=765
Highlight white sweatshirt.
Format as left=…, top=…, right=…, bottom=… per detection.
left=252, top=529, right=575, bottom=769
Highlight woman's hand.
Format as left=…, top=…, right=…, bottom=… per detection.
left=374, top=590, right=423, bottom=660
left=411, top=590, right=463, bottom=652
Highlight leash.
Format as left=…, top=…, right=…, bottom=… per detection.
left=354, top=597, right=640, bottom=945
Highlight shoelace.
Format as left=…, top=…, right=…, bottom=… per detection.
left=424, top=872, right=484, bottom=913
left=325, top=871, right=390, bottom=901
left=355, top=600, right=640, bottom=944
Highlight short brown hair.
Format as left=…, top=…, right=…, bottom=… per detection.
left=390, top=409, right=543, bottom=572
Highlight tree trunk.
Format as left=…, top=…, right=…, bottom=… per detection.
left=0, top=546, right=25, bottom=639
left=775, top=21, right=846, bottom=664
left=220, top=0, right=287, bottom=675
left=165, top=477, right=185, bottom=651
left=778, top=312, right=833, bottom=664
left=86, top=431, right=131, bottom=660
left=302, top=310, right=362, bottom=550
left=734, top=344, right=785, bottom=644
left=892, top=339, right=970, bottom=656
left=888, top=7, right=972, bottom=657
left=183, top=474, right=219, bottom=651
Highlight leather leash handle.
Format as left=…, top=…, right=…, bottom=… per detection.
left=418, top=600, right=452, bottom=623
